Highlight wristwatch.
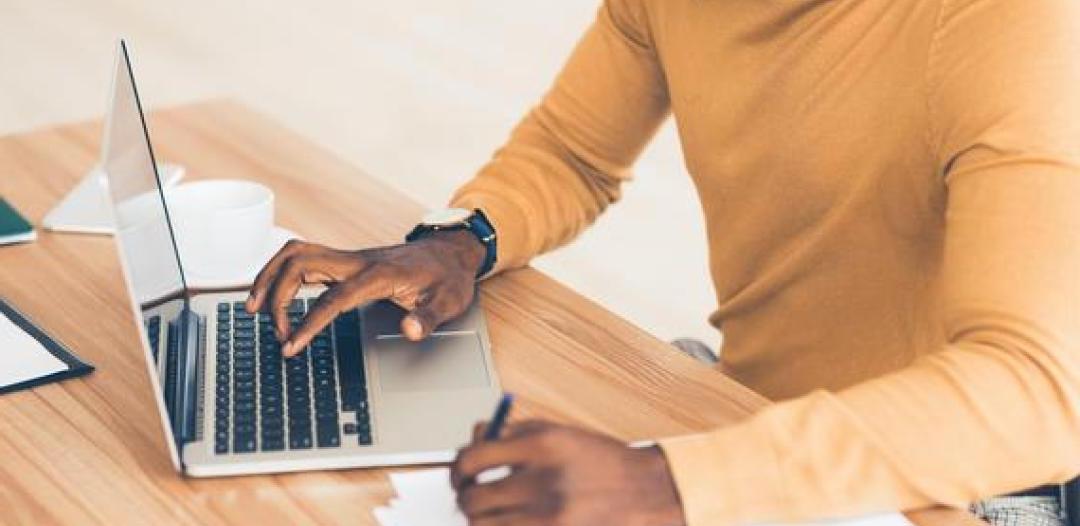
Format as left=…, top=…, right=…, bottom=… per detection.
left=405, top=208, right=497, bottom=278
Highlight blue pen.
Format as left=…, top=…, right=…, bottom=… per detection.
left=483, top=393, right=514, bottom=441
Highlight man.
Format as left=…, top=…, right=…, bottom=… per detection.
left=247, top=0, right=1080, bottom=524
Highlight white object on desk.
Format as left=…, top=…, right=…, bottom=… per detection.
left=372, top=468, right=913, bottom=526
left=43, top=163, right=185, bottom=235
left=114, top=179, right=298, bottom=302
left=0, top=309, right=67, bottom=388
left=374, top=468, right=466, bottom=526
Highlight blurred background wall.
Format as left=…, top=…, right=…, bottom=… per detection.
left=0, top=0, right=719, bottom=346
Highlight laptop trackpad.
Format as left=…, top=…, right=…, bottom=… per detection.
left=375, top=333, right=491, bottom=392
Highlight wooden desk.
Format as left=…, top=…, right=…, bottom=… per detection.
left=0, top=101, right=977, bottom=525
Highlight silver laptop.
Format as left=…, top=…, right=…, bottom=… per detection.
left=102, top=40, right=501, bottom=477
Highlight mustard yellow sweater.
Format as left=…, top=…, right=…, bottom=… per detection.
left=451, top=0, right=1080, bottom=523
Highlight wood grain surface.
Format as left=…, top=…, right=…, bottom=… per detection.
left=0, top=100, right=979, bottom=525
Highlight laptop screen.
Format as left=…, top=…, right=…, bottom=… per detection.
left=101, top=40, right=192, bottom=465
left=103, top=40, right=189, bottom=305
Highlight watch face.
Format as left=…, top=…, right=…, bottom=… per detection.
left=422, top=207, right=471, bottom=226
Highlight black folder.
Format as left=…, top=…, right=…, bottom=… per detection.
left=0, top=297, right=94, bottom=395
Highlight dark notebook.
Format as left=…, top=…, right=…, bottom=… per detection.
left=0, top=197, right=35, bottom=245
left=0, top=297, right=93, bottom=395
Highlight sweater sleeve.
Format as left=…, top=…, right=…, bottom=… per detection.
left=450, top=0, right=669, bottom=273
left=660, top=0, right=1080, bottom=523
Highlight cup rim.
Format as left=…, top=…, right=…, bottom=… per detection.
left=167, top=179, right=273, bottom=214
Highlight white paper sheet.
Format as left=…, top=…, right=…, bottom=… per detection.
left=374, top=468, right=466, bottom=526
left=372, top=467, right=913, bottom=526
left=760, top=512, right=913, bottom=526
left=0, top=310, right=67, bottom=388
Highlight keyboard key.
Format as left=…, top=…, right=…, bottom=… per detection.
left=317, top=430, right=341, bottom=448
left=289, top=402, right=311, bottom=417
left=289, top=434, right=313, bottom=449
left=262, top=427, right=285, bottom=440
left=234, top=435, right=256, bottom=453
left=287, top=299, right=305, bottom=315
left=262, top=438, right=285, bottom=452
left=315, top=400, right=337, bottom=418
left=234, top=423, right=256, bottom=436
left=262, top=416, right=284, bottom=431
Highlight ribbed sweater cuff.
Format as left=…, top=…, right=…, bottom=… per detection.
left=659, top=418, right=789, bottom=526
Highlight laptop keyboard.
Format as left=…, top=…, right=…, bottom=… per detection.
left=212, top=299, right=373, bottom=455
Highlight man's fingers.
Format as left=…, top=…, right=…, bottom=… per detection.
left=247, top=239, right=308, bottom=313
left=401, top=285, right=472, bottom=341
left=465, top=419, right=550, bottom=446
left=280, top=284, right=346, bottom=357
left=451, top=433, right=545, bottom=491
left=283, top=269, right=393, bottom=356
left=267, top=254, right=322, bottom=341
left=471, top=422, right=489, bottom=443
left=500, top=420, right=552, bottom=439
left=458, top=470, right=549, bottom=520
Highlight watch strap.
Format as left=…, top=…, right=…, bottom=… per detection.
left=406, top=209, right=497, bottom=278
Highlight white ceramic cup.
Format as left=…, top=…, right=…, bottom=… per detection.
left=114, top=179, right=276, bottom=299
left=166, top=180, right=275, bottom=273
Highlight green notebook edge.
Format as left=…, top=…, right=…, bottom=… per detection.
left=0, top=197, right=35, bottom=244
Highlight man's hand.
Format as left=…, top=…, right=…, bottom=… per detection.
left=246, top=230, right=485, bottom=356
left=451, top=420, right=686, bottom=526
